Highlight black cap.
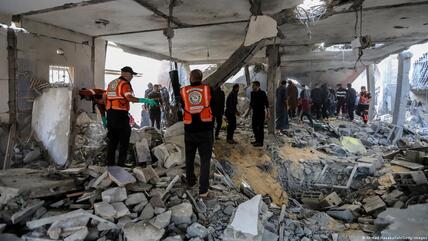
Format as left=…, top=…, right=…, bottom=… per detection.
left=121, top=66, right=137, bottom=75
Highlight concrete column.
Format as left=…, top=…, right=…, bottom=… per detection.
left=392, top=51, right=412, bottom=142
left=266, top=45, right=280, bottom=134
left=366, top=64, right=376, bottom=120
left=244, top=65, right=251, bottom=87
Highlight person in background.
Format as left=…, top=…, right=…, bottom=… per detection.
left=105, top=66, right=156, bottom=166
left=336, top=83, right=347, bottom=119
left=346, top=83, right=357, bottom=121
left=311, top=84, right=323, bottom=119
left=225, top=84, right=240, bottom=144
left=276, top=80, right=289, bottom=132
left=212, top=85, right=225, bottom=140
left=147, top=84, right=163, bottom=129
left=246, top=81, right=269, bottom=147
left=140, top=82, right=154, bottom=127
left=145, top=82, right=153, bottom=98
left=320, top=83, right=329, bottom=119
left=356, top=86, right=372, bottom=123
left=328, top=88, right=337, bottom=117
left=299, top=84, right=313, bottom=126
left=180, top=69, right=214, bottom=198
left=287, top=80, right=298, bottom=118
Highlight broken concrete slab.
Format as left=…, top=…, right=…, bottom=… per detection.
left=187, top=222, right=208, bottom=239
left=0, top=169, right=77, bottom=204
left=326, top=209, right=354, bottom=223
left=111, top=202, right=130, bottom=218
left=230, top=194, right=262, bottom=236
left=47, top=214, right=90, bottom=239
left=135, top=138, right=152, bottom=163
left=107, top=166, right=136, bottom=187
left=381, top=190, right=404, bottom=206
left=170, top=202, right=193, bottom=225
left=101, top=187, right=127, bottom=203
left=0, top=223, right=6, bottom=233
left=0, top=233, right=23, bottom=241
left=94, top=202, right=117, bottom=220
left=133, top=166, right=160, bottom=183
left=375, top=204, right=428, bottom=239
left=126, top=192, right=148, bottom=206
left=63, top=226, right=88, bottom=241
left=150, top=210, right=171, bottom=229
left=363, top=196, right=386, bottom=214
left=391, top=160, right=424, bottom=170
left=153, top=143, right=184, bottom=169
left=11, top=199, right=45, bottom=224
left=307, top=212, right=346, bottom=232
left=392, top=171, right=428, bottom=187
left=140, top=203, right=155, bottom=221
left=123, top=221, right=165, bottom=241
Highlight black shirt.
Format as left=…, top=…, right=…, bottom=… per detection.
left=211, top=88, right=225, bottom=117
left=225, top=90, right=238, bottom=116
left=250, top=89, right=269, bottom=114
left=183, top=82, right=215, bottom=133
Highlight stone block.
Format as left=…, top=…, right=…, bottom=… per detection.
left=101, top=187, right=127, bottom=203
left=170, top=202, right=193, bottom=225
left=150, top=210, right=171, bottom=229
left=187, top=222, right=208, bottom=239
left=140, top=203, right=155, bottom=221
left=126, top=193, right=148, bottom=206
left=107, top=166, right=136, bottom=187
left=381, top=190, right=404, bottom=206
left=363, top=196, right=386, bottom=214
left=123, top=222, right=165, bottom=241
left=320, top=192, right=342, bottom=208
left=94, top=202, right=116, bottom=220
left=111, top=202, right=130, bottom=218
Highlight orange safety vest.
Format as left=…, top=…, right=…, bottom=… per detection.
left=180, top=84, right=213, bottom=124
left=105, top=78, right=131, bottom=111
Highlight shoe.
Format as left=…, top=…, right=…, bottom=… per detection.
left=252, top=142, right=263, bottom=147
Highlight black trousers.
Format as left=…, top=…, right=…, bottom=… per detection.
left=106, top=109, right=131, bottom=166
left=185, top=130, right=213, bottom=194
left=213, top=114, right=223, bottom=137
left=347, top=103, right=355, bottom=121
left=252, top=112, right=265, bottom=144
left=337, top=100, right=346, bottom=116
left=313, top=103, right=322, bottom=119
left=300, top=111, right=314, bottom=125
left=150, top=109, right=161, bottom=129
left=226, top=113, right=236, bottom=141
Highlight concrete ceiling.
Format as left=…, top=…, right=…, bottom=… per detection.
left=1, top=0, right=428, bottom=84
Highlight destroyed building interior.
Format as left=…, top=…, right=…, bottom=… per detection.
left=1, top=0, right=428, bottom=240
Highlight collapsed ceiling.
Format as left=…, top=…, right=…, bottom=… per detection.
left=0, top=0, right=427, bottom=84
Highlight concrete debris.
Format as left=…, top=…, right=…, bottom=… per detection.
left=150, top=210, right=171, bottom=229
left=123, top=221, right=165, bottom=241
left=125, top=192, right=147, bottom=206
left=187, top=222, right=209, bottom=239
left=94, top=202, right=117, bottom=220
left=170, top=202, right=193, bottom=225
left=101, top=187, right=127, bottom=203
left=363, top=196, right=386, bottom=214
left=135, top=138, right=152, bottom=164
left=107, top=166, right=136, bottom=187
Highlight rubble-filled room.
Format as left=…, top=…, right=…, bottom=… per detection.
left=0, top=0, right=428, bottom=240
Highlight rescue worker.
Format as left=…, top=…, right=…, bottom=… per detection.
left=356, top=86, right=371, bottom=123
left=225, top=84, right=240, bottom=144
left=276, top=80, right=288, bottom=132
left=246, top=81, right=269, bottom=147
left=336, top=83, right=347, bottom=118
left=180, top=69, right=214, bottom=198
left=105, top=66, right=157, bottom=166
left=212, top=85, right=225, bottom=140
left=346, top=83, right=357, bottom=121
left=147, top=84, right=163, bottom=129
left=79, top=88, right=107, bottom=126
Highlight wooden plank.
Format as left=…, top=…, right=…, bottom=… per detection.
left=391, top=160, right=424, bottom=170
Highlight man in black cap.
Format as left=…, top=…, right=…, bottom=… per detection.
left=105, top=66, right=157, bottom=166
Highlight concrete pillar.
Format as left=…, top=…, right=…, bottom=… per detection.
left=244, top=65, right=251, bottom=87
left=366, top=64, right=376, bottom=120
left=392, top=51, right=412, bottom=142
left=266, top=45, right=280, bottom=134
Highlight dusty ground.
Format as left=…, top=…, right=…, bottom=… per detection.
left=213, top=136, right=288, bottom=205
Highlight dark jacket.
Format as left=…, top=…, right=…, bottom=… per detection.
left=211, top=88, right=225, bottom=117
left=276, top=85, right=287, bottom=110
left=225, top=90, right=238, bottom=116
left=250, top=89, right=269, bottom=114
left=346, top=87, right=357, bottom=106
left=311, top=88, right=323, bottom=104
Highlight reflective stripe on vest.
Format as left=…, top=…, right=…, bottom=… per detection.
left=180, top=84, right=212, bottom=124
left=106, top=79, right=129, bottom=111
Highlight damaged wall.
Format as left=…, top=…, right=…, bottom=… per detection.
left=0, top=27, right=8, bottom=123
left=32, top=87, right=71, bottom=166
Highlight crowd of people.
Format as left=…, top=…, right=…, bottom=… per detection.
left=275, top=81, right=372, bottom=133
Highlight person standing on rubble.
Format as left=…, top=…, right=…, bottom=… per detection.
left=276, top=80, right=288, bottom=132
left=180, top=69, right=214, bottom=198
left=320, top=83, right=330, bottom=119
left=212, top=85, right=225, bottom=140
left=105, top=66, right=157, bottom=166
left=287, top=80, right=298, bottom=118
left=246, top=81, right=269, bottom=147
left=336, top=83, right=347, bottom=118
left=299, top=84, right=314, bottom=126
left=225, top=84, right=240, bottom=144
left=140, top=82, right=154, bottom=127
left=147, top=84, right=163, bottom=129
left=346, top=83, right=357, bottom=121
left=311, top=84, right=323, bottom=119
left=356, top=86, right=372, bottom=123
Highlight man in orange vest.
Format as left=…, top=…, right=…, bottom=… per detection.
left=105, top=66, right=157, bottom=166
left=180, top=69, right=214, bottom=198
